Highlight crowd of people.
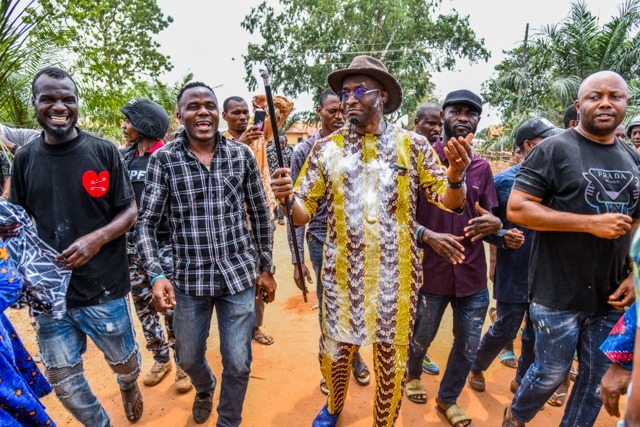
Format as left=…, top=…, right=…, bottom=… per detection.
left=0, top=55, right=638, bottom=427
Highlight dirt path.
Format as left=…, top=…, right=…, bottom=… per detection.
left=7, top=225, right=620, bottom=426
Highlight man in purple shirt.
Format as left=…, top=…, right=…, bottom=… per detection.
left=413, top=101, right=445, bottom=376
left=406, top=90, right=502, bottom=427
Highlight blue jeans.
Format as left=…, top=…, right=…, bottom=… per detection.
left=471, top=301, right=529, bottom=372
left=408, top=288, right=489, bottom=404
left=173, top=286, right=254, bottom=427
left=307, top=234, right=324, bottom=324
left=514, top=308, right=535, bottom=385
left=35, top=297, right=140, bottom=427
left=510, top=302, right=623, bottom=426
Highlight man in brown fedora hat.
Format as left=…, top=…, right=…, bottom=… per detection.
left=271, top=55, right=474, bottom=427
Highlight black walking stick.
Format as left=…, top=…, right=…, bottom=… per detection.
left=259, top=62, right=308, bottom=302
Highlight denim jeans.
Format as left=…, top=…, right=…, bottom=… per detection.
left=408, top=288, right=489, bottom=403
left=307, top=234, right=324, bottom=324
left=510, top=302, right=623, bottom=426
left=173, top=286, right=254, bottom=427
left=273, top=206, right=284, bottom=221
left=35, top=297, right=140, bottom=427
left=514, top=308, right=535, bottom=385
left=471, top=301, right=529, bottom=372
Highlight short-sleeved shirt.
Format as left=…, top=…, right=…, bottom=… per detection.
left=513, top=129, right=640, bottom=313
left=0, top=126, right=39, bottom=182
left=121, top=140, right=170, bottom=251
left=10, top=130, right=135, bottom=308
left=294, top=122, right=449, bottom=346
left=417, top=140, right=498, bottom=297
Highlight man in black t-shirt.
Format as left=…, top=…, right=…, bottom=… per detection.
left=6, top=67, right=143, bottom=426
left=503, top=71, right=640, bottom=427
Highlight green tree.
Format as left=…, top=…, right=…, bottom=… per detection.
left=78, top=73, right=192, bottom=142
left=12, top=0, right=176, bottom=142
left=482, top=0, right=640, bottom=124
left=36, top=0, right=173, bottom=87
left=242, top=0, right=490, bottom=121
left=0, top=0, right=60, bottom=127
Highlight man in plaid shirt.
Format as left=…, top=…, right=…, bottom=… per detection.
left=136, top=82, right=276, bottom=426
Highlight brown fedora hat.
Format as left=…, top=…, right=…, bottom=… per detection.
left=327, top=55, right=403, bottom=115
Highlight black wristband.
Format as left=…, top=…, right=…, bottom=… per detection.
left=447, top=172, right=466, bottom=189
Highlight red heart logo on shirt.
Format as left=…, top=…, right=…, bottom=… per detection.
left=82, top=170, right=110, bottom=198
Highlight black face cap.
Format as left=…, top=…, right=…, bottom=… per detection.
left=442, top=90, right=483, bottom=115
left=515, top=117, right=563, bottom=148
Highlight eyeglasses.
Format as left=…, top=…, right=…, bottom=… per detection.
left=339, top=88, right=381, bottom=103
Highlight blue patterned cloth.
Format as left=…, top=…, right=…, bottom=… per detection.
left=0, top=239, right=55, bottom=426
left=0, top=202, right=70, bottom=319
left=600, top=303, right=636, bottom=370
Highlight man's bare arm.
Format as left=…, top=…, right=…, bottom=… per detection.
left=270, top=167, right=311, bottom=226
left=507, top=189, right=632, bottom=239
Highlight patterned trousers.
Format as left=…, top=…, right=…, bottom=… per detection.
left=319, top=334, right=407, bottom=427
left=129, top=244, right=175, bottom=364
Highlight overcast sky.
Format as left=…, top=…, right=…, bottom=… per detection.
left=155, top=0, right=622, bottom=126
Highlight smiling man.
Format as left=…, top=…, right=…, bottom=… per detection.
left=271, top=56, right=472, bottom=427
left=136, top=82, right=276, bottom=426
left=9, top=67, right=141, bottom=426
left=504, top=71, right=640, bottom=427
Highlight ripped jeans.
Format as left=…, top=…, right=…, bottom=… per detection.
left=407, top=288, right=489, bottom=404
left=34, top=297, right=140, bottom=427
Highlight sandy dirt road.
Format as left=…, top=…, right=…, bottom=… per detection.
left=7, top=224, right=620, bottom=426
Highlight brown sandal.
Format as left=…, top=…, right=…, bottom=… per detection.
left=467, top=372, right=486, bottom=392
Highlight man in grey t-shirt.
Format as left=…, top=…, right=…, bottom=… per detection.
left=0, top=124, right=39, bottom=197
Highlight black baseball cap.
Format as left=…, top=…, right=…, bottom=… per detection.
left=442, top=89, right=483, bottom=115
left=515, top=118, right=563, bottom=148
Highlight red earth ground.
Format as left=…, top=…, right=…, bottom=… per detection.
left=7, top=225, right=621, bottom=426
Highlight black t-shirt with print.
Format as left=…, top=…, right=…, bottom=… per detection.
left=10, top=130, right=135, bottom=308
left=125, top=149, right=169, bottom=242
left=513, top=129, right=640, bottom=313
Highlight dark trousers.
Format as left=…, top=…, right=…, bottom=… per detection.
left=470, top=301, right=530, bottom=372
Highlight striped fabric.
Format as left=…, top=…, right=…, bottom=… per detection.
left=294, top=122, right=448, bottom=346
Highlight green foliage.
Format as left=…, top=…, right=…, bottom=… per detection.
left=483, top=0, right=640, bottom=124
left=0, top=0, right=59, bottom=127
left=0, top=0, right=177, bottom=143
left=78, top=73, right=192, bottom=142
left=242, top=0, right=490, bottom=121
left=0, top=0, right=39, bottom=90
left=35, top=0, right=173, bottom=87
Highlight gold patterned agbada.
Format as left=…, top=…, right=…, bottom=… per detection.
left=294, top=123, right=449, bottom=348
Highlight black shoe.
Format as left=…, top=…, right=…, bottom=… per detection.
left=192, top=392, right=213, bottom=424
